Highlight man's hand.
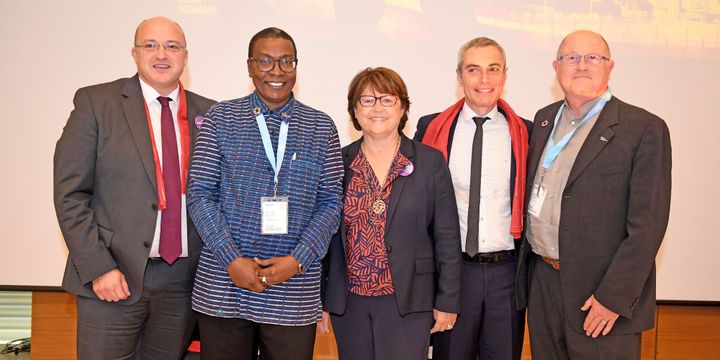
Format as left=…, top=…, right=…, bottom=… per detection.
left=430, top=309, right=457, bottom=334
left=317, top=311, right=332, bottom=334
left=254, top=256, right=300, bottom=285
left=227, top=257, right=265, bottom=292
left=581, top=295, right=620, bottom=338
left=91, top=268, right=130, bottom=302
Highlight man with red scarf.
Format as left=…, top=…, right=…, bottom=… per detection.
left=414, top=37, right=530, bottom=360
left=54, top=17, right=214, bottom=359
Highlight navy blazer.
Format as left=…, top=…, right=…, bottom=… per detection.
left=322, top=135, right=462, bottom=316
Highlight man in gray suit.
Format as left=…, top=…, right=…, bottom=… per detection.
left=516, top=30, right=671, bottom=359
left=54, top=17, right=214, bottom=359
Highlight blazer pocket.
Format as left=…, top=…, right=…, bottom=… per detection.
left=97, top=224, right=114, bottom=248
left=415, top=257, right=435, bottom=274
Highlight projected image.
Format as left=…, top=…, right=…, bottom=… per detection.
left=179, top=0, right=719, bottom=58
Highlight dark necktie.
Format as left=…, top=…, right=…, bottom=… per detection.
left=465, top=116, right=489, bottom=257
left=158, top=96, right=182, bottom=265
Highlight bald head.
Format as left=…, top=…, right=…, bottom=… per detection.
left=134, top=17, right=186, bottom=46
left=557, top=30, right=610, bottom=59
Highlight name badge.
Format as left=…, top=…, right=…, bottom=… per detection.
left=527, top=184, right=546, bottom=217
left=261, top=196, right=289, bottom=235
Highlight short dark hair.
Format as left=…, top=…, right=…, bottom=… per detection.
left=347, top=67, right=411, bottom=131
left=248, top=27, right=297, bottom=59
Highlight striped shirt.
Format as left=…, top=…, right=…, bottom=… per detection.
left=187, top=92, right=343, bottom=325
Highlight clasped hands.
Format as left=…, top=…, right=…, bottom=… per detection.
left=226, top=256, right=300, bottom=292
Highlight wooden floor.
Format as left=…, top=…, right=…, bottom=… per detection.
left=31, top=291, right=720, bottom=359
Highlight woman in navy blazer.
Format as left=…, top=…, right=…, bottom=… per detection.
left=320, top=67, right=462, bottom=360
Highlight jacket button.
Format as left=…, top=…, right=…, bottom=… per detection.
left=386, top=245, right=392, bottom=253
left=151, top=203, right=158, bottom=210
left=143, top=241, right=151, bottom=247
left=564, top=194, right=572, bottom=199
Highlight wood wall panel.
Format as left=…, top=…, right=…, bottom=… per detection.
left=30, top=291, right=77, bottom=360
left=656, top=305, right=720, bottom=360
left=28, top=292, right=720, bottom=360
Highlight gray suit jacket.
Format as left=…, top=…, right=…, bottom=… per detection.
left=54, top=75, right=215, bottom=304
left=516, top=96, right=671, bottom=334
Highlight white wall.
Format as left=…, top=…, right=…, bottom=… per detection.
left=1, top=0, right=718, bottom=301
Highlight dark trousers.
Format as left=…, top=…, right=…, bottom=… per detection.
left=197, top=313, right=317, bottom=360
left=331, top=293, right=433, bottom=360
left=76, top=258, right=195, bottom=360
left=433, top=257, right=524, bottom=360
left=528, top=255, right=641, bottom=360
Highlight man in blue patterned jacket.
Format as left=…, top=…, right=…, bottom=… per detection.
left=187, top=27, right=343, bottom=360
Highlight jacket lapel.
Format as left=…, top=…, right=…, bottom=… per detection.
left=525, top=103, right=559, bottom=208
left=565, top=97, right=619, bottom=187
left=121, top=75, right=157, bottom=193
left=340, top=141, right=361, bottom=255
left=385, top=135, right=414, bottom=231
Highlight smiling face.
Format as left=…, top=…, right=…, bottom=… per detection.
left=354, top=86, right=404, bottom=140
left=457, top=45, right=506, bottom=116
left=247, top=37, right=297, bottom=110
left=553, top=30, right=614, bottom=108
left=131, top=17, right=187, bottom=96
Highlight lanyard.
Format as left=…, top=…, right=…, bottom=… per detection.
left=256, top=113, right=289, bottom=196
left=541, top=90, right=611, bottom=169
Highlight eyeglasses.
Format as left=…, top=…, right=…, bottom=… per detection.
left=134, top=40, right=186, bottom=53
left=556, top=53, right=610, bottom=65
left=358, top=95, right=399, bottom=107
left=248, top=56, right=298, bottom=73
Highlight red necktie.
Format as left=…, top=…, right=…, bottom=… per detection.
left=158, top=96, right=182, bottom=265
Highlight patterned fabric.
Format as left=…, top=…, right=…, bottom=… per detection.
left=187, top=92, right=343, bottom=326
left=344, top=147, right=411, bottom=296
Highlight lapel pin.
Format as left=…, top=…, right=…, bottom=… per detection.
left=541, top=120, right=549, bottom=127
left=600, top=136, right=608, bottom=142
left=400, top=162, right=414, bottom=177
left=253, top=107, right=261, bottom=116
left=194, top=116, right=205, bottom=130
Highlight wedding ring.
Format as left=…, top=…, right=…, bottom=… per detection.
left=260, top=276, right=268, bottom=285
left=446, top=324, right=454, bottom=330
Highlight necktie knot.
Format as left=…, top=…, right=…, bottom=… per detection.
left=158, top=96, right=172, bottom=108
left=473, top=116, right=489, bottom=128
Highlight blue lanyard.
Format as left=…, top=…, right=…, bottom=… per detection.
left=256, top=113, right=289, bottom=194
left=541, top=90, right=611, bottom=169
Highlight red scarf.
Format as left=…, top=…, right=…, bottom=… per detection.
left=421, top=98, right=528, bottom=239
left=142, top=82, right=191, bottom=211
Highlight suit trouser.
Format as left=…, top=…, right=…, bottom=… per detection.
left=76, top=257, right=195, bottom=360
left=527, top=255, right=641, bottom=360
left=432, top=256, right=524, bottom=360
left=331, top=293, right=434, bottom=360
left=197, top=313, right=316, bottom=360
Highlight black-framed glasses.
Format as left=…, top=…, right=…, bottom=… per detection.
left=556, top=53, right=610, bottom=65
left=248, top=56, right=298, bottom=73
left=358, top=95, right=398, bottom=107
left=134, top=40, right=186, bottom=53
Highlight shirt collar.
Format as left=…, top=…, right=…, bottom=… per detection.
left=138, top=77, right=179, bottom=105
left=250, top=91, right=295, bottom=121
left=459, top=102, right=500, bottom=125
left=562, top=89, right=611, bottom=120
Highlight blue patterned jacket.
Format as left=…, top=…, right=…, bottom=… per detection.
left=188, top=93, right=343, bottom=325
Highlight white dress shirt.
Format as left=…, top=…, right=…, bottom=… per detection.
left=138, top=78, right=189, bottom=258
left=448, top=103, right=514, bottom=253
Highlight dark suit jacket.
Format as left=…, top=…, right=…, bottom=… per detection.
left=516, top=96, right=672, bottom=334
left=54, top=75, right=215, bottom=304
left=322, top=135, right=462, bottom=316
left=414, top=109, right=534, bottom=251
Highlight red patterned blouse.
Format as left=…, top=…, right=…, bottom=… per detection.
left=344, top=148, right=411, bottom=296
